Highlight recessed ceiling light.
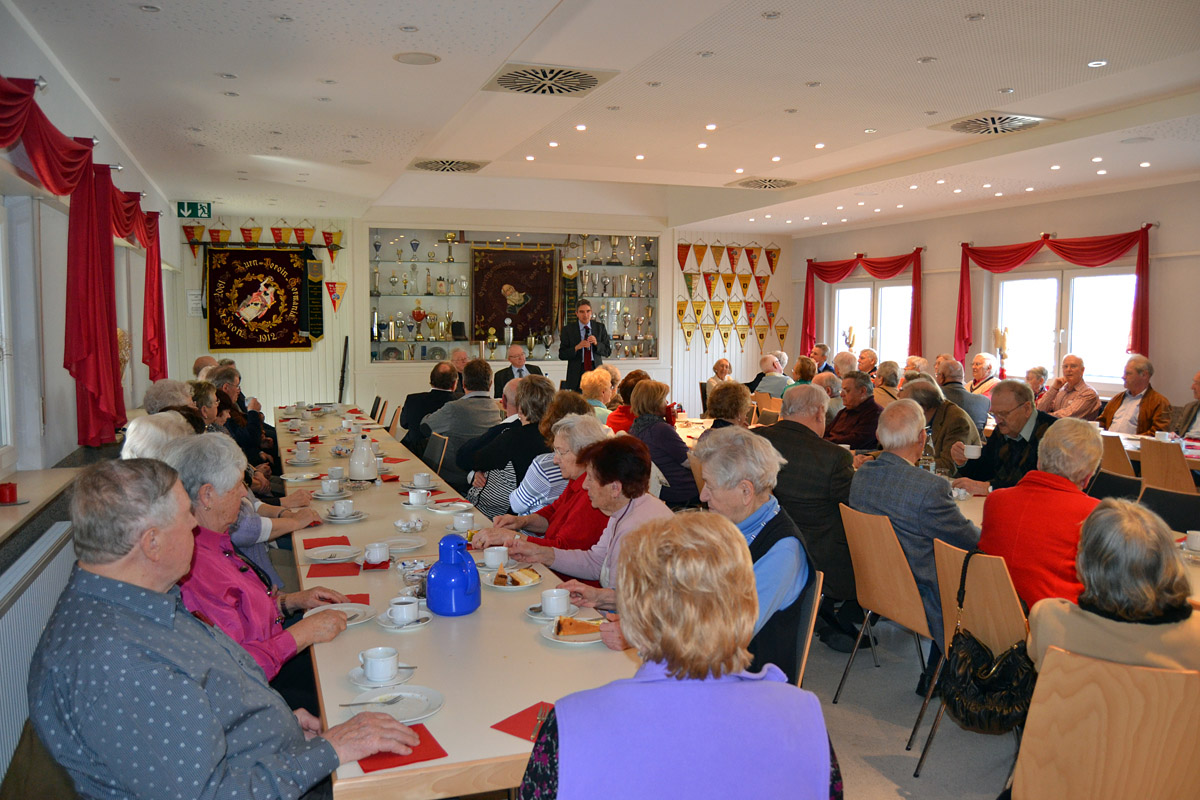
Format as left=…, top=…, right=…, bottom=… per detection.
left=841, top=218, right=848, bottom=222
left=297, top=179, right=307, bottom=183
left=223, top=91, right=239, bottom=97
left=298, top=172, right=309, bottom=176
left=697, top=143, right=707, bottom=149
left=821, top=221, right=828, bottom=225
left=705, top=123, right=717, bottom=130
left=1140, top=161, right=1151, bottom=168
left=218, top=73, right=238, bottom=80
left=237, top=177, right=248, bottom=181
left=814, top=142, right=825, bottom=149
left=1051, top=165, right=1061, bottom=170
left=916, top=56, right=938, bottom=64
left=1091, top=157, right=1103, bottom=162
left=805, top=81, right=822, bottom=88
left=953, top=188, right=962, bottom=193
left=784, top=108, right=797, bottom=114
left=347, top=134, right=359, bottom=139
left=771, top=155, right=781, bottom=162
left=548, top=141, right=558, bottom=147
left=995, top=192, right=1003, bottom=196
left=1087, top=59, right=1108, bottom=68
left=836, top=205, right=844, bottom=210
left=635, top=154, right=645, bottom=160
left=864, top=128, right=877, bottom=134
left=646, top=81, right=662, bottom=87
left=316, top=96, right=332, bottom=102
left=1025, top=187, right=1034, bottom=191
left=982, top=183, right=991, bottom=188
left=786, top=219, right=792, bottom=223
left=965, top=12, right=986, bottom=21
left=191, top=142, right=204, bottom=147
left=525, top=155, right=535, bottom=161
left=762, top=11, right=781, bottom=19
left=399, top=25, right=419, bottom=32
left=735, top=168, right=744, bottom=174
left=270, top=146, right=282, bottom=151
left=1097, top=169, right=1107, bottom=175
left=269, top=130, right=282, bottom=135
left=697, top=51, right=714, bottom=58
left=765, top=214, right=772, bottom=219
left=319, top=79, right=338, bottom=85
left=874, top=208, right=881, bottom=212
left=924, top=110, right=939, bottom=116
left=909, top=184, right=918, bottom=189
left=606, top=105, right=621, bottom=111
left=749, top=218, right=755, bottom=222
left=803, top=216, right=810, bottom=221
left=575, top=124, right=587, bottom=131
left=275, top=15, right=293, bottom=22
left=936, top=179, right=945, bottom=184
left=857, top=201, right=865, bottom=206
left=998, top=87, right=1014, bottom=94
left=236, top=170, right=247, bottom=174
left=341, top=148, right=352, bottom=153
left=896, top=204, right=904, bottom=208
left=393, top=52, right=441, bottom=65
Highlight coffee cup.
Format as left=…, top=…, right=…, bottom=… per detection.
left=454, top=511, right=474, bottom=532
left=408, top=489, right=430, bottom=506
left=541, top=588, right=570, bottom=615
left=365, top=542, right=389, bottom=564
left=328, top=466, right=345, bottom=480
left=342, top=419, right=353, bottom=430
left=963, top=444, right=982, bottom=459
left=301, top=410, right=313, bottom=420
left=376, top=456, right=385, bottom=472
left=1155, top=431, right=1172, bottom=442
left=413, top=472, right=432, bottom=488
left=1187, top=531, right=1200, bottom=552
left=388, top=597, right=420, bottom=624
left=321, top=478, right=340, bottom=495
left=484, top=546, right=508, bottom=569
left=359, top=646, right=399, bottom=682
left=332, top=499, right=354, bottom=518
left=371, top=441, right=382, bottom=454
left=351, top=424, right=363, bottom=434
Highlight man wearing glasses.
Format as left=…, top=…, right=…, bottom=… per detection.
left=950, top=380, right=1056, bottom=495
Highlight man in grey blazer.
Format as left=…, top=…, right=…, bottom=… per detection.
left=492, top=344, right=543, bottom=398
left=421, top=359, right=504, bottom=492
left=850, top=399, right=980, bottom=694
left=937, top=358, right=990, bottom=433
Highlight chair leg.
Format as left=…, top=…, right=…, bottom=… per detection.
left=906, top=652, right=945, bottom=750
left=913, top=696, right=948, bottom=777
left=832, top=611, right=871, bottom=704
left=864, top=612, right=880, bottom=667
left=913, top=632, right=926, bottom=673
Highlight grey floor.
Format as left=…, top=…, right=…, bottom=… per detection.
left=803, top=620, right=1014, bottom=800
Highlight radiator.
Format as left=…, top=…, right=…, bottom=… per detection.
left=0, top=523, right=74, bottom=776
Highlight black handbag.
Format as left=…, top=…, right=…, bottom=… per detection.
left=939, top=550, right=1037, bottom=734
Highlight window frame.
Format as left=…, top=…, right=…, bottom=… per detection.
left=828, top=274, right=913, bottom=366
left=0, top=201, right=16, bottom=475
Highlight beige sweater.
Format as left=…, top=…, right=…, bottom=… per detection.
left=1027, top=597, right=1200, bottom=672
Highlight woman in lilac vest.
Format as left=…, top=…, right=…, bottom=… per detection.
left=517, top=512, right=842, bottom=799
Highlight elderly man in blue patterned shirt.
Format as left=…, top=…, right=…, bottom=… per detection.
left=28, top=459, right=418, bottom=800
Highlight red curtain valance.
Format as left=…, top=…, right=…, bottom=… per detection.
left=953, top=225, right=1151, bottom=361
left=802, top=248, right=923, bottom=357
left=1, top=73, right=168, bottom=444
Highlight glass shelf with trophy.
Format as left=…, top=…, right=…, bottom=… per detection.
left=367, top=227, right=659, bottom=363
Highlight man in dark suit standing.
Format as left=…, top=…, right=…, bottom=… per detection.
left=398, top=361, right=457, bottom=454
left=558, top=299, right=611, bottom=392
left=756, top=384, right=861, bottom=652
left=493, top=344, right=543, bottom=398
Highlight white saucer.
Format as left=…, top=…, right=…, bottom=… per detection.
left=324, top=511, right=368, bottom=524
left=348, top=665, right=416, bottom=689
left=286, top=457, right=320, bottom=466
left=540, top=619, right=603, bottom=645
left=305, top=545, right=363, bottom=563
left=475, top=558, right=519, bottom=572
left=303, top=603, right=375, bottom=625
left=526, top=603, right=580, bottom=622
left=312, top=490, right=351, bottom=501
left=400, top=501, right=435, bottom=510
left=375, top=614, right=432, bottom=632
left=338, top=685, right=444, bottom=725
left=387, top=535, right=427, bottom=553
left=401, top=481, right=438, bottom=491
left=281, top=472, right=320, bottom=482
left=427, top=501, right=472, bottom=514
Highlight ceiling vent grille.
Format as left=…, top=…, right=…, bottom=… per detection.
left=726, top=177, right=800, bottom=190
left=934, top=111, right=1057, bottom=135
left=409, top=158, right=489, bottom=173
left=482, top=63, right=619, bottom=97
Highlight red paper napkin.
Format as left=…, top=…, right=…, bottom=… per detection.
left=356, top=416, right=371, bottom=421
left=348, top=408, right=363, bottom=414
left=491, top=701, right=555, bottom=741
left=358, top=724, right=446, bottom=773
left=434, top=497, right=465, bottom=504
left=363, top=561, right=390, bottom=571
left=380, top=474, right=400, bottom=482
left=303, top=536, right=350, bottom=550
left=346, top=593, right=370, bottom=605
left=399, top=489, right=445, bottom=497
left=307, top=563, right=361, bottom=578
left=383, top=457, right=408, bottom=464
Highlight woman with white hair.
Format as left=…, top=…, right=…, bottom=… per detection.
left=979, top=418, right=1103, bottom=609
left=969, top=352, right=999, bottom=396
left=706, top=358, right=735, bottom=398
left=121, top=412, right=195, bottom=459
left=579, top=369, right=614, bottom=423
left=1028, top=499, right=1198, bottom=671
left=142, top=379, right=195, bottom=414
left=688, top=426, right=814, bottom=684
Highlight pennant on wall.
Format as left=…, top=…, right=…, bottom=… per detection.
left=710, top=246, right=723, bottom=270
left=720, top=273, right=735, bottom=298
left=270, top=222, right=292, bottom=248
left=182, top=225, right=205, bottom=258
left=725, top=246, right=741, bottom=273
left=764, top=300, right=779, bottom=327
left=764, top=246, right=781, bottom=274
left=293, top=221, right=315, bottom=245
left=240, top=219, right=262, bottom=249
left=700, top=321, right=715, bottom=350
left=775, top=318, right=790, bottom=349
left=716, top=322, right=732, bottom=349
left=209, top=227, right=231, bottom=245
left=754, top=321, right=769, bottom=346
left=745, top=300, right=760, bottom=323
left=701, top=272, right=719, bottom=299
left=745, top=246, right=761, bottom=273
left=754, top=274, right=770, bottom=298
left=676, top=299, right=690, bottom=324
left=681, top=320, right=696, bottom=350
left=729, top=302, right=741, bottom=324
left=322, top=229, right=343, bottom=262
left=692, top=299, right=707, bottom=321
left=683, top=273, right=696, bottom=298
left=713, top=300, right=726, bottom=322
left=325, top=281, right=346, bottom=312
left=735, top=323, right=750, bottom=351
left=737, top=273, right=752, bottom=298
left=692, top=244, right=709, bottom=270
left=677, top=243, right=692, bottom=272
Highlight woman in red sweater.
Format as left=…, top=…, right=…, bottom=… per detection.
left=604, top=370, right=650, bottom=434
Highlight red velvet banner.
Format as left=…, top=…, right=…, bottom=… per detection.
left=953, top=226, right=1151, bottom=361
left=801, top=248, right=923, bottom=358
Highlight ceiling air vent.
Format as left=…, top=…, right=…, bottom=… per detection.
left=409, top=158, right=489, bottom=173
left=482, top=62, right=619, bottom=97
left=726, top=177, right=800, bottom=190
left=933, top=111, right=1057, bottom=135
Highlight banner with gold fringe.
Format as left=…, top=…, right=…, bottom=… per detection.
left=681, top=320, right=696, bottom=350
left=737, top=273, right=752, bottom=298
left=735, top=322, right=750, bottom=351
left=729, top=302, right=741, bottom=324
left=764, top=246, right=780, bottom=274
left=677, top=243, right=692, bottom=272
left=720, top=273, right=735, bottom=297
left=676, top=299, right=689, bottom=324
left=207, top=248, right=311, bottom=351
left=745, top=246, right=761, bottom=273
left=700, top=322, right=715, bottom=350
left=764, top=300, right=779, bottom=327
left=692, top=299, right=707, bottom=321
left=754, top=274, right=770, bottom=298
left=712, top=300, right=726, bottom=322
left=775, top=318, right=790, bottom=349
left=717, top=322, right=732, bottom=349
left=702, top=272, right=719, bottom=299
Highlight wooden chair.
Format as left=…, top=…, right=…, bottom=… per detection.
left=1010, top=646, right=1200, bottom=800
left=833, top=505, right=932, bottom=721
left=795, top=570, right=824, bottom=689
left=424, top=432, right=450, bottom=474
left=374, top=399, right=389, bottom=426
left=752, top=391, right=772, bottom=410
left=1137, top=438, right=1196, bottom=494
left=1085, top=469, right=1142, bottom=500
left=698, top=381, right=709, bottom=415
left=910, top=541, right=1029, bottom=776
left=369, top=396, right=382, bottom=420
left=1137, top=486, right=1200, bottom=533
left=1099, top=434, right=1135, bottom=476
left=689, top=458, right=706, bottom=495
left=757, top=396, right=782, bottom=426
left=387, top=407, right=403, bottom=439
left=744, top=403, right=758, bottom=426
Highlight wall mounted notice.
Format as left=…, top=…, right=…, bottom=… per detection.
left=187, top=290, right=204, bottom=317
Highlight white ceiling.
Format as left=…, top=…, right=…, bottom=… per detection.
left=9, top=0, right=1200, bottom=234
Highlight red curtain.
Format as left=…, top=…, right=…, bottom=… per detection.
left=953, top=225, right=1152, bottom=361
left=802, top=248, right=923, bottom=357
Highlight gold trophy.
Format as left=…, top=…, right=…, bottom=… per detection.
left=607, top=235, right=622, bottom=265
left=443, top=232, right=457, bottom=262
left=486, top=327, right=498, bottom=359
left=425, top=311, right=440, bottom=341
left=591, top=237, right=602, bottom=265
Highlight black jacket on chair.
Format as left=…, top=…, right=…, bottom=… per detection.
left=398, top=389, right=454, bottom=453
left=558, top=320, right=611, bottom=392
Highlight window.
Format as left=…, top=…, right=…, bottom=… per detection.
left=831, top=279, right=911, bottom=366
left=993, top=265, right=1135, bottom=390
left=0, top=201, right=14, bottom=474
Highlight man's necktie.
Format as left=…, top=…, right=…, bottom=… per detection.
left=516, top=368, right=525, bottom=379
left=583, top=326, right=593, bottom=371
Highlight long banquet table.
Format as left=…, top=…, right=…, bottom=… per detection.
left=276, top=406, right=638, bottom=799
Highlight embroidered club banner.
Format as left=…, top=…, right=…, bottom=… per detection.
left=471, top=246, right=556, bottom=340
left=207, top=249, right=311, bottom=350
left=692, top=299, right=707, bottom=321
left=301, top=257, right=324, bottom=341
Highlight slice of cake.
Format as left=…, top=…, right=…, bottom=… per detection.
left=510, top=567, right=540, bottom=586
left=554, top=616, right=603, bottom=636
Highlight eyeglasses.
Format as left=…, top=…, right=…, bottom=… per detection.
left=553, top=446, right=571, bottom=456
left=991, top=400, right=1029, bottom=421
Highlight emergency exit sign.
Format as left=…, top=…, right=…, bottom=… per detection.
left=177, top=201, right=212, bottom=219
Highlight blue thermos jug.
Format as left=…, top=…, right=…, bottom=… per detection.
left=426, top=534, right=481, bottom=616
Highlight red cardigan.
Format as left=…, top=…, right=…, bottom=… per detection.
left=530, top=473, right=608, bottom=552
left=606, top=405, right=636, bottom=434
left=978, top=470, right=1099, bottom=610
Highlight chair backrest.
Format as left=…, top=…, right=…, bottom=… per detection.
left=1137, top=486, right=1200, bottom=533
left=744, top=403, right=758, bottom=426
left=757, top=408, right=780, bottom=426
left=698, top=381, right=708, bottom=415
left=1099, top=434, right=1135, bottom=476
left=369, top=396, right=382, bottom=419
left=1085, top=469, right=1142, bottom=500
left=838, top=504, right=932, bottom=639
left=689, top=458, right=705, bottom=495
left=374, top=399, right=389, bottom=425
left=387, top=406, right=403, bottom=438
left=932, top=540, right=1028, bottom=653
left=795, top=570, right=824, bottom=688
left=1137, top=439, right=1197, bottom=494
left=752, top=391, right=771, bottom=409
left=425, top=432, right=450, bottom=474
left=1011, top=646, right=1200, bottom=800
